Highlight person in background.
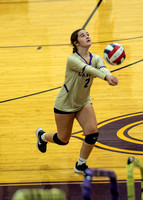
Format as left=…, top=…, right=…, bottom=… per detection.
left=12, top=188, right=66, bottom=200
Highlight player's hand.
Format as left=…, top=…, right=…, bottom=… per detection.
left=105, top=75, right=119, bottom=86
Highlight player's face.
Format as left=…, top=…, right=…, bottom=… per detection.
left=77, top=30, right=92, bottom=48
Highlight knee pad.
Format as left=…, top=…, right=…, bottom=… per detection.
left=85, top=132, right=99, bottom=145
left=53, top=133, right=69, bottom=145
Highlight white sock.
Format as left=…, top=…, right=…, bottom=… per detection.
left=41, top=133, right=47, bottom=142
left=77, top=157, right=87, bottom=166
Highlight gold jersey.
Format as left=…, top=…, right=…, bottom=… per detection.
left=54, top=52, right=111, bottom=112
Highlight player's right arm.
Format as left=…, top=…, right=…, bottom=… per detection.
left=95, top=55, right=119, bottom=86
left=105, top=75, right=119, bottom=86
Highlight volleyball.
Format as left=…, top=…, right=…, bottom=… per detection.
left=103, top=43, right=126, bottom=65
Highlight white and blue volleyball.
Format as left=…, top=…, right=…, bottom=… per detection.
left=103, top=43, right=126, bottom=65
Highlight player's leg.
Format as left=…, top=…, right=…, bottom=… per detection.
left=54, top=112, right=75, bottom=143
left=74, top=104, right=98, bottom=174
left=36, top=112, right=75, bottom=153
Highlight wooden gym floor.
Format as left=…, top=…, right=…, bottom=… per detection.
left=0, top=0, right=143, bottom=199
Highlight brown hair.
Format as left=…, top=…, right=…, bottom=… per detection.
left=70, top=29, right=83, bottom=53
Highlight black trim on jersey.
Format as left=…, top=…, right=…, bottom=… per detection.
left=64, top=84, right=69, bottom=93
left=99, top=66, right=106, bottom=69
left=76, top=52, right=93, bottom=65
left=82, top=65, right=87, bottom=73
left=89, top=53, right=93, bottom=65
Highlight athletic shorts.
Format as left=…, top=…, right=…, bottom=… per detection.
left=54, top=107, right=73, bottom=114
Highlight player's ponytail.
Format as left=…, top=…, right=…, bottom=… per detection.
left=70, top=29, right=83, bottom=53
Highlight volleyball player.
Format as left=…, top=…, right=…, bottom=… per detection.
left=36, top=29, right=118, bottom=175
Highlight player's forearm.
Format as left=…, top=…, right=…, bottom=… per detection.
left=83, top=65, right=108, bottom=80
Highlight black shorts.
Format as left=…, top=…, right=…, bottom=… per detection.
left=54, top=107, right=73, bottom=114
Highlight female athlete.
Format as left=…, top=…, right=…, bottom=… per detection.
left=36, top=29, right=118, bottom=174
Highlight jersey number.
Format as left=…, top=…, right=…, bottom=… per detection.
left=84, top=78, right=90, bottom=88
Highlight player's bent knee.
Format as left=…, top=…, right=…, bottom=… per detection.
left=84, top=132, right=99, bottom=145
left=53, top=133, right=69, bottom=145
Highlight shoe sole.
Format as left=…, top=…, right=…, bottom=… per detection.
left=74, top=167, right=85, bottom=175
left=36, top=128, right=43, bottom=149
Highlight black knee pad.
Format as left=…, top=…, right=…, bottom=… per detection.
left=53, top=133, right=69, bottom=145
left=85, top=132, right=99, bottom=145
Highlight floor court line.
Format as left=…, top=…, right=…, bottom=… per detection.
left=0, top=60, right=142, bottom=104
